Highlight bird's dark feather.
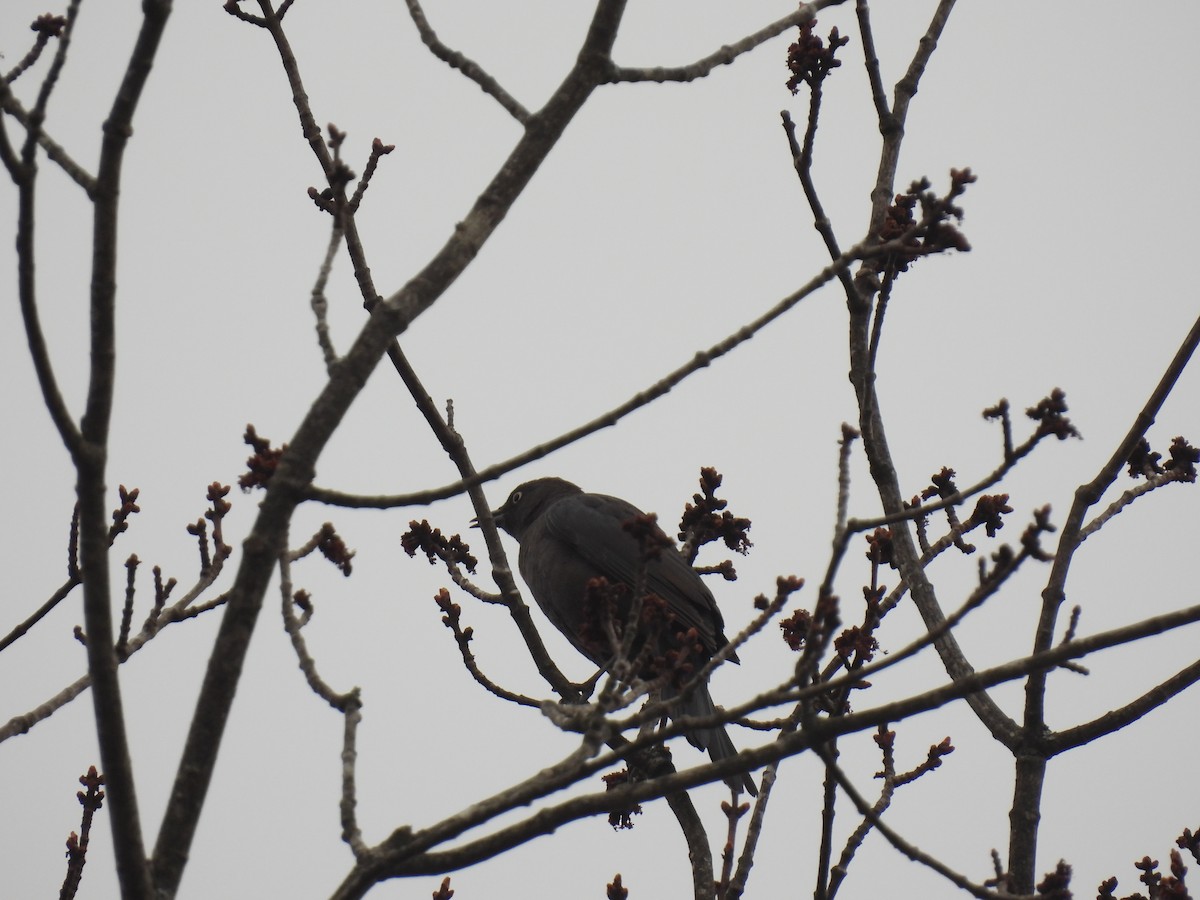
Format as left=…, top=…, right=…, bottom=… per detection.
left=537, top=493, right=736, bottom=662
left=490, top=477, right=756, bottom=795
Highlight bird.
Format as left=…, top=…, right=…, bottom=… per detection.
left=484, top=477, right=756, bottom=796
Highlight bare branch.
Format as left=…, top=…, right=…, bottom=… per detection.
left=0, top=88, right=95, bottom=192
left=1, top=675, right=91, bottom=743
left=853, top=1, right=891, bottom=124
left=153, top=3, right=636, bottom=891
left=59, top=765, right=105, bottom=900
left=1011, top=310, right=1200, bottom=888
left=727, top=768, right=777, bottom=899
left=818, top=745, right=1036, bottom=900
left=0, top=577, right=77, bottom=654
left=842, top=0, right=1021, bottom=762
left=306, top=241, right=870, bottom=509
left=433, top=589, right=542, bottom=708
left=339, top=694, right=367, bottom=859
left=279, top=562, right=354, bottom=709
left=332, top=603, right=1200, bottom=893
left=1078, top=469, right=1193, bottom=543
left=310, top=217, right=342, bottom=371
left=1048, top=655, right=1200, bottom=755
left=610, top=1, right=845, bottom=84
left=827, top=727, right=898, bottom=899
left=853, top=0, right=957, bottom=250
left=0, top=574, right=229, bottom=745
left=403, top=0, right=530, bottom=124
left=70, top=2, right=174, bottom=894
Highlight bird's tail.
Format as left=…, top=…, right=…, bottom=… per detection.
left=663, top=683, right=758, bottom=796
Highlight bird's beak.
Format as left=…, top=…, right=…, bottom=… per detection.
left=470, top=508, right=504, bottom=530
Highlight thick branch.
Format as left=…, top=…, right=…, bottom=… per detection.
left=1009, top=310, right=1200, bottom=890
left=384, top=348, right=577, bottom=701
left=151, top=1, right=631, bottom=893
left=1048, top=655, right=1200, bottom=755
left=70, top=4, right=175, bottom=899
left=845, top=2, right=1015, bottom=749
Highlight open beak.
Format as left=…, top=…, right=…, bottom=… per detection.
left=470, top=507, right=503, bottom=530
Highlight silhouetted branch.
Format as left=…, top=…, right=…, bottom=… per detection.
left=306, top=239, right=875, bottom=510
left=327, top=601, right=1200, bottom=894
left=610, top=1, right=845, bottom=84
left=1012, top=310, right=1200, bottom=889
left=0, top=577, right=77, bottom=654
left=154, top=2, right=640, bottom=892
left=0, top=88, right=95, bottom=192
left=853, top=1, right=891, bottom=124
left=818, top=744, right=1035, bottom=900
left=1049, top=655, right=1200, bottom=755
left=404, top=0, right=530, bottom=123
left=433, top=589, right=541, bottom=708
left=59, top=766, right=105, bottom=900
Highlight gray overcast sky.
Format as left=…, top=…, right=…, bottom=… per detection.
left=3, top=2, right=1199, bottom=897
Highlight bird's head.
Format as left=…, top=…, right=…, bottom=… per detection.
left=473, top=477, right=583, bottom=541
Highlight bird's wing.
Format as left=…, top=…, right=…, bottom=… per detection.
left=540, top=493, right=731, bottom=656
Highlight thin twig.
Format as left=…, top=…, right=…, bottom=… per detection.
left=1078, top=470, right=1190, bottom=542
left=814, top=737, right=839, bottom=900
left=826, top=727, right=894, bottom=899
left=817, top=746, right=1036, bottom=900
left=11, top=3, right=86, bottom=461
left=434, top=590, right=542, bottom=708
left=780, top=102, right=854, bottom=299
left=0, top=577, right=78, bottom=653
left=726, top=766, right=775, bottom=899
left=854, top=1, right=891, bottom=125
left=330, top=603, right=1200, bottom=892
left=306, top=241, right=873, bottom=510
left=310, top=218, right=342, bottom=371
left=0, top=582, right=229, bottom=744
left=0, top=89, right=96, bottom=192
left=340, top=695, right=367, bottom=858
left=610, top=1, right=845, bottom=84
left=404, top=0, right=530, bottom=124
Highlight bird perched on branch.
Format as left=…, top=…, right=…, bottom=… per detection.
left=484, top=477, right=756, bottom=796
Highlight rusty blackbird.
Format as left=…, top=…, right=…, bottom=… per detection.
left=487, top=477, right=756, bottom=795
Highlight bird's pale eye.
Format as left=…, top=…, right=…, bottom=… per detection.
left=509, top=490, right=523, bottom=506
